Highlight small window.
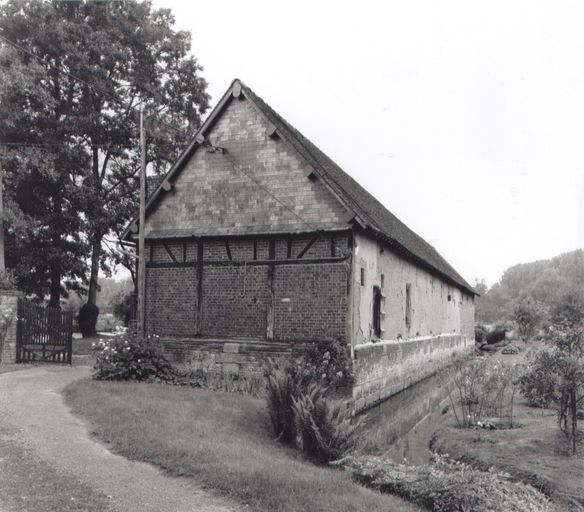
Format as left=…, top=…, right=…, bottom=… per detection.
left=373, top=286, right=382, bottom=338
left=380, top=273, right=385, bottom=289
left=405, top=283, right=412, bottom=330
left=360, top=267, right=365, bottom=286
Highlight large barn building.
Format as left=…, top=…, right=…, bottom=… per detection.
left=123, top=79, right=476, bottom=410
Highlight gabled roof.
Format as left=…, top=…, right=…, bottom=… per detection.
left=123, top=79, right=476, bottom=295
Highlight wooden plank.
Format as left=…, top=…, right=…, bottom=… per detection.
left=146, top=255, right=349, bottom=269
left=267, top=239, right=275, bottom=340
left=196, top=240, right=204, bottom=335
left=296, top=235, right=319, bottom=259
left=161, top=240, right=178, bottom=263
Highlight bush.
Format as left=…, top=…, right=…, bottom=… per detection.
left=78, top=302, right=99, bottom=337
left=112, top=290, right=135, bottom=327
left=293, top=383, right=361, bottom=463
left=265, top=361, right=312, bottom=444
left=92, top=334, right=175, bottom=382
left=335, top=454, right=560, bottom=512
left=475, top=325, right=487, bottom=343
left=304, top=337, right=354, bottom=390
left=486, top=327, right=506, bottom=344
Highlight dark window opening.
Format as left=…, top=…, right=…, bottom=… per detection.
left=380, top=273, right=385, bottom=289
left=405, top=283, right=412, bottom=330
left=373, top=286, right=382, bottom=338
left=360, top=267, right=365, bottom=286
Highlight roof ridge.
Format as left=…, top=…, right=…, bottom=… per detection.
left=239, top=81, right=475, bottom=294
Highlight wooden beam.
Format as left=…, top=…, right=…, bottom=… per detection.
left=296, top=235, right=319, bottom=259
left=149, top=243, right=154, bottom=263
left=196, top=240, right=203, bottom=335
left=330, top=236, right=336, bottom=257
left=146, top=255, right=349, bottom=269
left=225, top=240, right=232, bottom=261
left=286, top=237, right=292, bottom=259
left=253, top=239, right=257, bottom=260
left=183, top=241, right=187, bottom=263
left=161, top=240, right=178, bottom=263
left=267, top=239, right=275, bottom=340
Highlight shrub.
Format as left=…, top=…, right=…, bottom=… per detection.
left=264, top=361, right=312, bottom=444
left=475, top=325, right=487, bottom=343
left=486, top=327, right=506, bottom=344
left=447, top=358, right=522, bottom=428
left=292, top=383, right=361, bottom=463
left=78, top=302, right=99, bottom=337
left=92, top=334, right=175, bottom=382
left=335, top=454, right=560, bottom=512
left=304, top=337, right=354, bottom=391
left=0, top=270, right=16, bottom=290
left=111, top=290, right=135, bottom=326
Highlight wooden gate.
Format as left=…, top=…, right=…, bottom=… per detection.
left=16, top=298, right=73, bottom=363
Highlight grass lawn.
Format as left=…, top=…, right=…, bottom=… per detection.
left=64, top=379, right=422, bottom=512
left=431, top=347, right=584, bottom=511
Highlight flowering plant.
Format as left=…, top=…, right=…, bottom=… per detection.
left=92, top=334, right=175, bottom=381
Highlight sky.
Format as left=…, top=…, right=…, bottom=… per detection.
left=152, top=0, right=584, bottom=287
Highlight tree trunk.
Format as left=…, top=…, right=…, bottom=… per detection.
left=87, top=234, right=102, bottom=305
left=49, top=260, right=61, bottom=308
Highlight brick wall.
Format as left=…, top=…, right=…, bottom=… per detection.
left=145, top=267, right=197, bottom=337
left=145, top=234, right=350, bottom=342
left=352, top=333, right=474, bottom=411
left=274, top=263, right=348, bottom=341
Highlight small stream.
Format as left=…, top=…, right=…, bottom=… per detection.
left=358, top=370, right=456, bottom=465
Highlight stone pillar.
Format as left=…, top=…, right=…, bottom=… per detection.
left=0, top=290, right=20, bottom=364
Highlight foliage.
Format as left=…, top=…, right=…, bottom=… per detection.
left=0, top=0, right=209, bottom=307
left=485, top=326, right=506, bottom=344
left=447, top=358, right=522, bottom=428
left=475, top=325, right=487, bottom=343
left=0, top=270, right=16, bottom=290
left=474, top=250, right=584, bottom=324
left=92, top=334, right=175, bottom=382
left=78, top=302, right=99, bottom=338
left=304, top=337, right=354, bottom=390
left=292, top=383, right=361, bottom=463
left=0, top=300, right=14, bottom=363
left=514, top=299, right=545, bottom=343
left=264, top=360, right=313, bottom=444
left=111, top=290, right=135, bottom=326
left=335, top=453, right=560, bottom=512
left=519, top=314, right=584, bottom=455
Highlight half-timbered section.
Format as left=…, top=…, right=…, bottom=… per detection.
left=123, top=79, right=476, bottom=409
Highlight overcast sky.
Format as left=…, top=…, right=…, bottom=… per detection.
left=153, top=0, right=584, bottom=286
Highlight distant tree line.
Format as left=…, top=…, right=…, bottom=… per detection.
left=474, top=249, right=584, bottom=327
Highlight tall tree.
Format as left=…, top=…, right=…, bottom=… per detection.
left=0, top=1, right=209, bottom=320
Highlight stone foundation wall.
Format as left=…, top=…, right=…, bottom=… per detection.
left=352, top=333, right=473, bottom=411
left=158, top=337, right=308, bottom=377
left=0, top=291, right=20, bottom=364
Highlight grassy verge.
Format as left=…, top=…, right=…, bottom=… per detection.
left=63, top=379, right=422, bottom=512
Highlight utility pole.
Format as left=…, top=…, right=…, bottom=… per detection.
left=137, top=106, right=146, bottom=336
left=0, top=146, right=5, bottom=273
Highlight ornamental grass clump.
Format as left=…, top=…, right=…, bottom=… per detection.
left=293, top=383, right=361, bottom=463
left=265, top=360, right=361, bottom=462
left=92, top=334, right=175, bottom=382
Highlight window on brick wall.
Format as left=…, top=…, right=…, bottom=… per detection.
left=405, top=283, right=412, bottom=330
left=373, top=286, right=382, bottom=338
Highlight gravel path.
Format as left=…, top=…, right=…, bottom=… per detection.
left=0, top=366, right=239, bottom=512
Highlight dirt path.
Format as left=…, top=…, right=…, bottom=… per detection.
left=0, top=366, right=239, bottom=512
